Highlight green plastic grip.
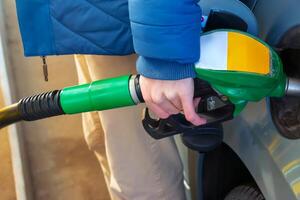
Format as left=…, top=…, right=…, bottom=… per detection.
left=60, top=75, right=135, bottom=114
left=196, top=45, right=286, bottom=116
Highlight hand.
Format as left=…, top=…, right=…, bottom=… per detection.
left=140, top=76, right=206, bottom=126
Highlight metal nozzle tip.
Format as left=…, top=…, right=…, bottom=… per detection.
left=286, top=78, right=300, bottom=97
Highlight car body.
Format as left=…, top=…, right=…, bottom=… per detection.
left=176, top=0, right=300, bottom=199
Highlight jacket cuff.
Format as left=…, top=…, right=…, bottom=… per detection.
left=137, top=56, right=196, bottom=80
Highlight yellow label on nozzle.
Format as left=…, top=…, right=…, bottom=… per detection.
left=227, top=32, right=270, bottom=75
left=196, top=31, right=271, bottom=75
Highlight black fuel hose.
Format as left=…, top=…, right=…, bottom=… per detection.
left=0, top=90, right=64, bottom=129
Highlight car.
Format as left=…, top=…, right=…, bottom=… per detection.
left=175, top=0, right=300, bottom=199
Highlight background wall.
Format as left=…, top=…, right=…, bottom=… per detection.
left=1, top=1, right=110, bottom=199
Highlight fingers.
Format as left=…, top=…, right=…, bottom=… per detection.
left=139, top=76, right=207, bottom=126
left=149, top=93, right=180, bottom=118
left=147, top=102, right=169, bottom=119
left=180, top=94, right=206, bottom=126
left=165, top=92, right=182, bottom=111
left=193, top=97, right=201, bottom=110
left=146, top=92, right=206, bottom=125
left=159, top=100, right=180, bottom=115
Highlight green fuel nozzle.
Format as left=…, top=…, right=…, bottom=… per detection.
left=194, top=30, right=288, bottom=116
left=1, top=30, right=300, bottom=136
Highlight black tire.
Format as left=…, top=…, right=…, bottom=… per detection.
left=224, top=185, right=265, bottom=200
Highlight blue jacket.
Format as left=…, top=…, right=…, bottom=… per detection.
left=15, top=0, right=202, bottom=80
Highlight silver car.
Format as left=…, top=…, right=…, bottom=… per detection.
left=177, top=0, right=300, bottom=199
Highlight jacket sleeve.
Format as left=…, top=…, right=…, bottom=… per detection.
left=128, top=0, right=202, bottom=80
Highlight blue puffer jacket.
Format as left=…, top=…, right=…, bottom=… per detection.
left=15, top=0, right=202, bottom=80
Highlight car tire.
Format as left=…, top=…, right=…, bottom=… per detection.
left=224, top=185, right=265, bottom=200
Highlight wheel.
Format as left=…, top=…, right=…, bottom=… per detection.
left=224, top=185, right=265, bottom=200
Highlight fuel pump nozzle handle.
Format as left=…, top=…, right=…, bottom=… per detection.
left=140, top=78, right=235, bottom=139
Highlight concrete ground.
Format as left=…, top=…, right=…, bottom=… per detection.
left=1, top=1, right=111, bottom=199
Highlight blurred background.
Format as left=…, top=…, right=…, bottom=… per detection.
left=0, top=1, right=109, bottom=199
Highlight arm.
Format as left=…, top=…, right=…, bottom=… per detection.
left=129, top=0, right=202, bottom=80
left=129, top=0, right=205, bottom=125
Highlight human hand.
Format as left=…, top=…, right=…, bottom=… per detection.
left=139, top=76, right=206, bottom=126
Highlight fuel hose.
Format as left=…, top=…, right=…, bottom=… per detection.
left=0, top=75, right=143, bottom=129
